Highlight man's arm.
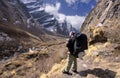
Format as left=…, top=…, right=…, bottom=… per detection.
left=66, top=39, right=71, bottom=48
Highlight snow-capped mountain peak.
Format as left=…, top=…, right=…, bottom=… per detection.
left=20, top=0, right=77, bottom=36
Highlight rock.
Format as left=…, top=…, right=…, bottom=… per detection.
left=82, top=64, right=87, bottom=67
left=87, top=74, right=97, bottom=78
left=0, top=69, right=3, bottom=75
left=81, top=0, right=120, bottom=44
left=3, top=62, right=22, bottom=71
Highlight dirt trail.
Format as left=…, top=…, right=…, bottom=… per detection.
left=42, top=56, right=120, bottom=78
left=51, top=59, right=119, bottom=78
left=41, top=43, right=120, bottom=78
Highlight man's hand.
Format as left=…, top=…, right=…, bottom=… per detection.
left=67, top=51, right=70, bottom=54
left=65, top=49, right=70, bottom=54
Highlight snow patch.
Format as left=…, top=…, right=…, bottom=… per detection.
left=46, top=26, right=55, bottom=32
left=41, top=22, right=50, bottom=26
left=17, top=46, right=23, bottom=51
left=93, top=51, right=99, bottom=56
left=0, top=32, right=12, bottom=41
left=27, top=5, right=40, bottom=8
left=97, top=23, right=103, bottom=27
left=44, top=17, right=55, bottom=22
left=0, top=32, right=8, bottom=37
left=82, top=64, right=88, bottom=68
left=2, top=18, right=7, bottom=21
left=14, top=20, right=21, bottom=24
left=20, top=0, right=37, bottom=4
left=0, top=37, right=4, bottom=41
left=27, top=18, right=35, bottom=28
left=29, top=7, right=44, bottom=13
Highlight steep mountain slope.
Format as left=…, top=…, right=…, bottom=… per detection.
left=80, top=0, right=120, bottom=71
left=0, top=0, right=45, bottom=35
left=81, top=0, right=120, bottom=44
left=0, top=0, right=63, bottom=60
left=20, top=0, right=76, bottom=36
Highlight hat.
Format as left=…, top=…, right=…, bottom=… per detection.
left=69, top=31, right=75, bottom=36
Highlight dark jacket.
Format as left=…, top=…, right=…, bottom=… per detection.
left=66, top=37, right=75, bottom=55
left=66, top=33, right=88, bottom=58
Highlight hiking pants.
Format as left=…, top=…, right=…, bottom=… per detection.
left=64, top=54, right=77, bottom=72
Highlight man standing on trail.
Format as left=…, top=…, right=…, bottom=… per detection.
left=62, top=31, right=88, bottom=75
left=62, top=31, right=78, bottom=74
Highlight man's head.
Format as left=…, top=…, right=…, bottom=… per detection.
left=69, top=31, right=75, bottom=37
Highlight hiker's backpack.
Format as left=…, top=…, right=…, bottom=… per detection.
left=74, top=33, right=88, bottom=53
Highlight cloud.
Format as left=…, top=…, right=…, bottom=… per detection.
left=80, top=0, right=91, bottom=4
left=65, top=0, right=77, bottom=5
left=44, top=2, right=61, bottom=15
left=66, top=15, right=85, bottom=29
left=91, top=5, right=95, bottom=9
left=65, top=0, right=91, bottom=5
left=57, top=14, right=66, bottom=23
left=57, top=14, right=85, bottom=29
left=44, top=2, right=85, bottom=30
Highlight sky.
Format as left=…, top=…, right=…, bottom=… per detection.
left=21, top=0, right=98, bottom=30
left=42, top=0, right=98, bottom=30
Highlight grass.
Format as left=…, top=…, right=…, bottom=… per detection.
left=40, top=60, right=66, bottom=78
left=0, top=22, right=68, bottom=78
left=0, top=37, right=66, bottom=78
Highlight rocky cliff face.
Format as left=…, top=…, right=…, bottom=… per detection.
left=81, top=0, right=120, bottom=44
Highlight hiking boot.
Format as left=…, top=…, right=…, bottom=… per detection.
left=62, top=70, right=72, bottom=75
left=72, top=70, right=78, bottom=73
